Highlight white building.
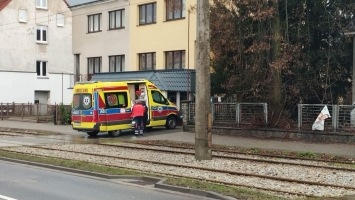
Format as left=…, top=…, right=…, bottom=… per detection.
left=0, top=0, right=74, bottom=105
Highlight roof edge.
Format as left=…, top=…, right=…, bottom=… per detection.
left=95, top=69, right=196, bottom=76
left=63, top=0, right=70, bottom=7
left=0, top=0, right=11, bottom=11
left=70, top=0, right=117, bottom=9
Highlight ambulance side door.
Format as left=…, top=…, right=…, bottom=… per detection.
left=150, top=90, right=169, bottom=126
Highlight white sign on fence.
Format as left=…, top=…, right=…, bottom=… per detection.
left=312, top=106, right=331, bottom=131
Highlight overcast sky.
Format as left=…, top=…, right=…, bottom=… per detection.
left=66, top=0, right=93, bottom=6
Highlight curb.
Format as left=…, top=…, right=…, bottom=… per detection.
left=0, top=156, right=235, bottom=200
left=0, top=127, right=63, bottom=135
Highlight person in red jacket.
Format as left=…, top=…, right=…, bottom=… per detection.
left=131, top=100, right=145, bottom=136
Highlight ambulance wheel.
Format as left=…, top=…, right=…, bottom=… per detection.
left=87, top=131, right=98, bottom=137
left=165, top=116, right=177, bottom=129
left=108, top=130, right=121, bottom=137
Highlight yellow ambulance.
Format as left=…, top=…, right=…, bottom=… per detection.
left=71, top=80, right=180, bottom=137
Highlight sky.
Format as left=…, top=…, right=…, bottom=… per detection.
left=66, top=0, right=94, bottom=6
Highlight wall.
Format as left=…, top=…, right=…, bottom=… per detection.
left=129, top=0, right=197, bottom=71
left=71, top=0, right=130, bottom=76
left=0, top=71, right=73, bottom=104
left=0, top=0, right=74, bottom=104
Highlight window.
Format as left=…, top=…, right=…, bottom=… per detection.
left=166, top=0, right=185, bottom=20
left=19, top=9, right=27, bottom=22
left=109, top=55, right=125, bottom=72
left=151, top=91, right=167, bottom=104
left=139, top=3, right=156, bottom=25
left=139, top=53, right=156, bottom=70
left=36, top=61, right=47, bottom=77
left=88, top=14, right=101, bottom=33
left=109, top=9, right=125, bottom=29
left=166, top=50, right=185, bottom=69
left=104, top=92, right=128, bottom=108
left=36, top=0, right=47, bottom=9
left=87, top=57, right=101, bottom=80
left=57, top=14, right=64, bottom=26
left=73, top=94, right=92, bottom=110
left=36, top=26, right=47, bottom=43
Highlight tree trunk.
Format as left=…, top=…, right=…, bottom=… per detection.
left=270, top=0, right=282, bottom=107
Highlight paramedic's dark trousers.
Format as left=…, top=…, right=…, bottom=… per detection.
left=134, top=116, right=144, bottom=135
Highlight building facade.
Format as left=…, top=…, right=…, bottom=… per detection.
left=71, top=0, right=196, bottom=107
left=0, top=0, right=74, bottom=105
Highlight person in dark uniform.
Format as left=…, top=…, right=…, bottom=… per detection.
left=141, top=101, right=148, bottom=133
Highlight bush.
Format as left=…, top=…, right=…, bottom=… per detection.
left=59, top=103, right=71, bottom=124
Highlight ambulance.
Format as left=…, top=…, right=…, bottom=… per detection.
left=71, top=80, right=181, bottom=137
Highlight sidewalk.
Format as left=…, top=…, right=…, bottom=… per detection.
left=0, top=120, right=354, bottom=158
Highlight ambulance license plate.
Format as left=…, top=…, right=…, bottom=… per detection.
left=74, top=122, right=81, bottom=126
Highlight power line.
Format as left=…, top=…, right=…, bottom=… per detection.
left=0, top=0, right=163, bottom=32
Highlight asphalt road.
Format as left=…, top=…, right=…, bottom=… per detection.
left=0, top=161, right=204, bottom=200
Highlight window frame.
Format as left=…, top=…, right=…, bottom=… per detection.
left=56, top=14, right=64, bottom=27
left=151, top=90, right=167, bottom=104
left=72, top=94, right=93, bottom=110
left=88, top=13, right=102, bottom=33
left=19, top=9, right=27, bottom=23
left=104, top=92, right=128, bottom=109
left=109, top=55, right=125, bottom=72
left=166, top=0, right=186, bottom=21
left=36, top=61, right=47, bottom=77
left=36, top=25, right=47, bottom=43
left=139, top=3, right=157, bottom=25
left=36, top=0, right=47, bottom=9
left=87, top=57, right=102, bottom=80
left=139, top=52, right=156, bottom=71
left=165, top=50, right=185, bottom=69
left=109, top=9, right=125, bottom=30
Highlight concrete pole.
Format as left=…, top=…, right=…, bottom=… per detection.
left=195, top=0, right=212, bottom=160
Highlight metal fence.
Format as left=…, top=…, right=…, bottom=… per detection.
left=189, top=103, right=268, bottom=128
left=0, top=102, right=70, bottom=123
left=298, top=104, right=355, bottom=132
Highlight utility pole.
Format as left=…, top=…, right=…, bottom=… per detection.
left=195, top=0, right=212, bottom=160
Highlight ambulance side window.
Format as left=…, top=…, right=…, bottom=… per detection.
left=151, top=91, right=167, bottom=104
left=104, top=92, right=128, bottom=109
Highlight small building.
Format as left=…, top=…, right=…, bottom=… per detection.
left=91, top=69, right=196, bottom=107
left=0, top=0, right=74, bottom=105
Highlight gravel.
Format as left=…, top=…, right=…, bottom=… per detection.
left=2, top=143, right=355, bottom=199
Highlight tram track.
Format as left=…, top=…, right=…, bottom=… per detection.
left=1, top=144, right=355, bottom=198
left=102, top=142, right=355, bottom=172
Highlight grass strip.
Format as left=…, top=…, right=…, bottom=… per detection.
left=0, top=149, right=326, bottom=200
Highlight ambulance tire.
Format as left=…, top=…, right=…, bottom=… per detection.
left=87, top=131, right=98, bottom=137
left=165, top=116, right=177, bottom=129
left=108, top=130, right=121, bottom=137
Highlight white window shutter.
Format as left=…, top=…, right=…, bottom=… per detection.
left=19, top=9, right=27, bottom=22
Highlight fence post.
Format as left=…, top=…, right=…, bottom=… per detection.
left=211, top=103, right=215, bottom=124
left=12, top=102, right=15, bottom=117
left=0, top=103, right=2, bottom=120
left=6, top=103, right=9, bottom=118
left=181, top=100, right=192, bottom=132
left=298, top=104, right=302, bottom=130
left=236, top=103, right=240, bottom=127
left=22, top=103, right=24, bottom=120
left=36, top=103, right=39, bottom=123
left=264, top=103, right=268, bottom=125
left=332, top=105, right=338, bottom=132
left=55, top=102, right=58, bottom=125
